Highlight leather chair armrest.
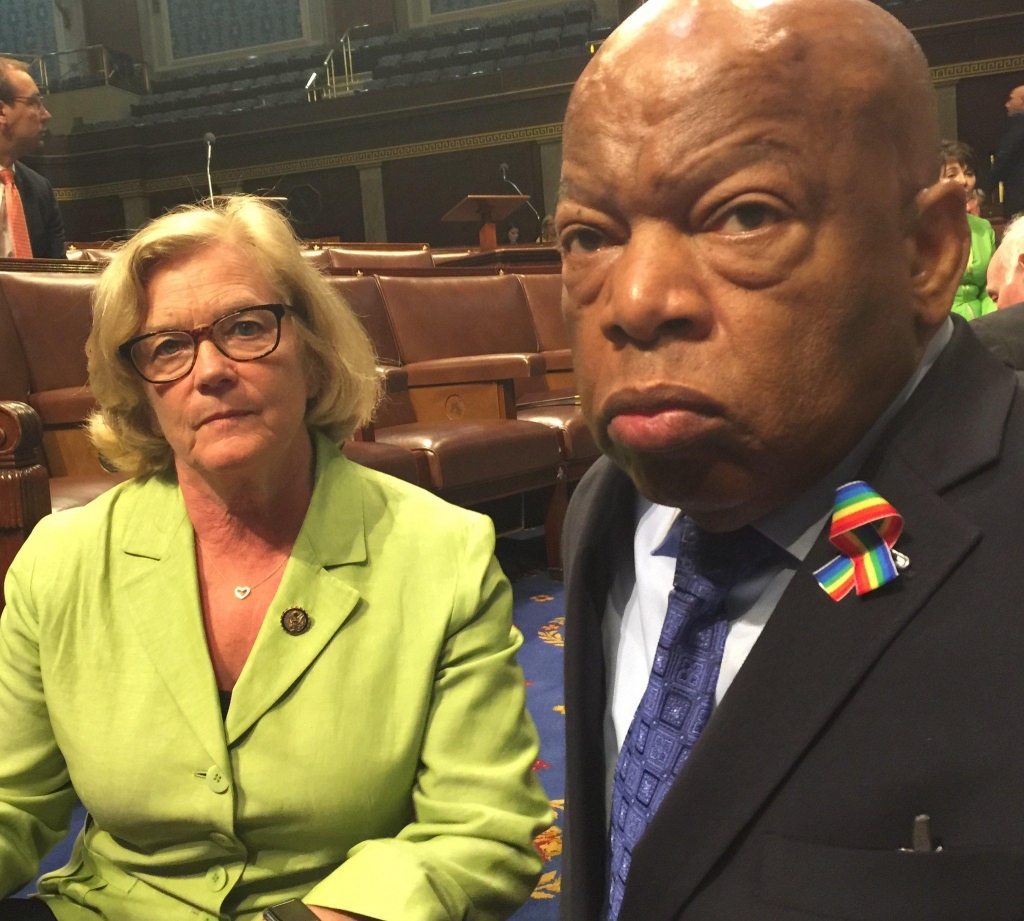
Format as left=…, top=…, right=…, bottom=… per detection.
left=27, top=386, right=97, bottom=426
left=379, top=365, right=408, bottom=394
left=542, top=348, right=575, bottom=372
left=403, top=354, right=546, bottom=387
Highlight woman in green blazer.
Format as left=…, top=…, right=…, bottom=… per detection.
left=941, top=140, right=998, bottom=319
left=0, top=198, right=553, bottom=921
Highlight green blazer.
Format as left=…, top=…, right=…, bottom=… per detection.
left=0, top=433, right=552, bottom=921
left=951, top=213, right=997, bottom=320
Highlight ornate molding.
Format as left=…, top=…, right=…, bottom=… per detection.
left=54, top=122, right=565, bottom=202
left=931, top=54, right=1024, bottom=86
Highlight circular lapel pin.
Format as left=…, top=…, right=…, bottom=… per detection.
left=281, top=607, right=311, bottom=636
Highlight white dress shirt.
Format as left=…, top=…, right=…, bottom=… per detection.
left=602, top=318, right=954, bottom=812
left=0, top=161, right=15, bottom=259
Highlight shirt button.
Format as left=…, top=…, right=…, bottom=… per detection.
left=210, top=832, right=234, bottom=849
left=205, top=767, right=230, bottom=794
left=206, top=864, right=228, bottom=891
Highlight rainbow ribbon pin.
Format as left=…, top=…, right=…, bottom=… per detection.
left=813, top=481, right=904, bottom=601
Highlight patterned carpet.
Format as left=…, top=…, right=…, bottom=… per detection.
left=21, top=574, right=567, bottom=921
left=510, top=574, right=565, bottom=921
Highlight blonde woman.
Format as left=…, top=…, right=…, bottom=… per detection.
left=0, top=197, right=552, bottom=921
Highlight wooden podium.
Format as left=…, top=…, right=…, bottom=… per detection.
left=442, top=194, right=529, bottom=249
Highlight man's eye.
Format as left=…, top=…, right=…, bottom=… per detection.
left=710, top=203, right=778, bottom=235
left=562, top=227, right=606, bottom=254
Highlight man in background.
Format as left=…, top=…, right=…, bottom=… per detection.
left=0, top=57, right=64, bottom=259
left=972, top=215, right=1024, bottom=367
left=556, top=0, right=1024, bottom=918
left=992, top=84, right=1024, bottom=220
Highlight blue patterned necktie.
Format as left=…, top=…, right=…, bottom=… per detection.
left=606, top=518, right=779, bottom=921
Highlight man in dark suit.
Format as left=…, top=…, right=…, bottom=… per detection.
left=0, top=57, right=64, bottom=259
left=555, top=1, right=1024, bottom=919
left=992, top=84, right=1024, bottom=220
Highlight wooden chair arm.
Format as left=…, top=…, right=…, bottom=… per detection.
left=1, top=401, right=52, bottom=607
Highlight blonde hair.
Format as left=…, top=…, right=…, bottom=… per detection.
left=87, top=196, right=380, bottom=477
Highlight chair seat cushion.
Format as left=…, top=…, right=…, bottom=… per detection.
left=516, top=403, right=599, bottom=461
left=376, top=419, right=562, bottom=490
left=342, top=440, right=420, bottom=485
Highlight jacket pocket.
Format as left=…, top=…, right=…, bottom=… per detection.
left=757, top=834, right=1024, bottom=921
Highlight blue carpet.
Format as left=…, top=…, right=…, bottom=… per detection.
left=19, top=576, right=567, bottom=920
left=509, top=574, right=565, bottom=920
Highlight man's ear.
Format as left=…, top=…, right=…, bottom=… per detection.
left=907, top=180, right=969, bottom=329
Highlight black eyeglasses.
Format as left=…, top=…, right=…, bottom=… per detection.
left=119, top=304, right=288, bottom=384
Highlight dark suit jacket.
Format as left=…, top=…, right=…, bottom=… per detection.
left=971, top=301, right=1024, bottom=369
left=992, top=113, right=1024, bottom=220
left=12, top=160, right=64, bottom=259
left=561, top=318, right=1024, bottom=921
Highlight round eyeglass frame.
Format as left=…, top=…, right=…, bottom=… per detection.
left=118, top=303, right=288, bottom=384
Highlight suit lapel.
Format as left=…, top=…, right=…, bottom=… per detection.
left=563, top=457, right=636, bottom=921
left=119, top=474, right=229, bottom=767
left=618, top=324, right=1018, bottom=921
left=226, top=436, right=366, bottom=745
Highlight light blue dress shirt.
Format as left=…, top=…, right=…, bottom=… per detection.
left=602, top=319, right=954, bottom=812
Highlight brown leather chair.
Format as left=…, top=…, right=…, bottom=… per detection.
left=329, top=273, right=564, bottom=506
left=510, top=271, right=598, bottom=478
left=515, top=273, right=575, bottom=395
left=327, top=244, right=433, bottom=271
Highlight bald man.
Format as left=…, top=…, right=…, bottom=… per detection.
left=556, top=1, right=1024, bottom=919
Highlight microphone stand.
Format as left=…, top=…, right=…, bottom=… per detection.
left=502, top=170, right=541, bottom=221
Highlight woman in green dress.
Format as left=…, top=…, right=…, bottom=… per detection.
left=941, top=140, right=997, bottom=319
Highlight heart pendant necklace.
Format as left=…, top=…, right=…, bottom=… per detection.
left=199, top=543, right=287, bottom=602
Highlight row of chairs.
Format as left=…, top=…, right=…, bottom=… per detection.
left=353, top=0, right=596, bottom=68
left=372, top=20, right=608, bottom=80
left=366, top=45, right=589, bottom=90
left=133, top=70, right=313, bottom=116
left=0, top=258, right=595, bottom=598
left=149, top=46, right=330, bottom=95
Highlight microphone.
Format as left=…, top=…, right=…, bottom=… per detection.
left=499, top=163, right=540, bottom=220
left=203, top=133, right=216, bottom=206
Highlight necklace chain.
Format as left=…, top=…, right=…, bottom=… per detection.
left=198, top=544, right=287, bottom=601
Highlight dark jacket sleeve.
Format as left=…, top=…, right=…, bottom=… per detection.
left=992, top=114, right=1024, bottom=185
left=37, top=176, right=65, bottom=259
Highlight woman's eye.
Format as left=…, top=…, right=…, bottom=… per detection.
left=710, top=203, right=779, bottom=235
left=152, top=337, right=186, bottom=357
left=561, top=227, right=605, bottom=254
left=228, top=320, right=262, bottom=338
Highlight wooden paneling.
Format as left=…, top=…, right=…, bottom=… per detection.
left=148, top=186, right=209, bottom=218
left=82, top=0, right=145, bottom=62
left=59, top=196, right=127, bottom=243
left=408, top=382, right=506, bottom=422
left=383, top=141, right=543, bottom=247
left=917, top=14, right=1024, bottom=67
left=242, top=167, right=364, bottom=241
left=42, top=428, right=104, bottom=478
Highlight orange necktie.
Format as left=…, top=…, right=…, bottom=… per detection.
left=0, top=168, right=33, bottom=259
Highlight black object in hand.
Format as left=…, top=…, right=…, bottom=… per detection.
left=264, top=900, right=320, bottom=921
